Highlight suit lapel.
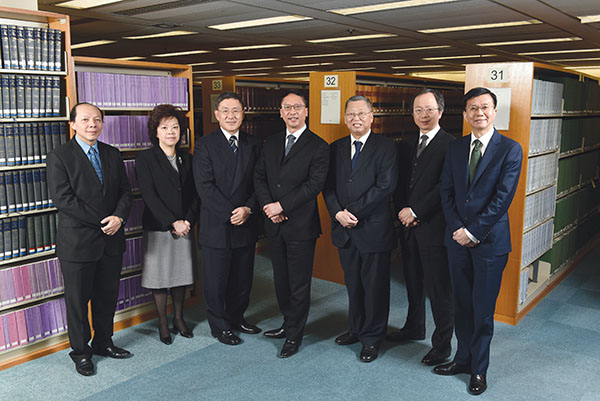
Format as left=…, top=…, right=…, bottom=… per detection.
left=73, top=140, right=103, bottom=191
left=273, top=132, right=285, bottom=165
left=470, top=129, right=500, bottom=190
left=153, top=145, right=179, bottom=180
left=231, top=132, right=251, bottom=192
left=411, top=132, right=439, bottom=186
left=213, top=131, right=236, bottom=179
left=457, top=135, right=470, bottom=194
left=339, top=136, right=352, bottom=179
left=283, top=129, right=310, bottom=164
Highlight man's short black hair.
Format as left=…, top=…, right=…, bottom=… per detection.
left=412, top=88, right=445, bottom=112
left=280, top=89, right=307, bottom=106
left=70, top=102, right=104, bottom=122
left=463, top=87, right=497, bottom=110
left=214, top=91, right=244, bottom=110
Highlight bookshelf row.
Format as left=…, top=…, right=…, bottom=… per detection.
left=0, top=121, right=67, bottom=167
left=1, top=74, right=63, bottom=118
left=0, top=212, right=56, bottom=262
left=355, top=84, right=463, bottom=114
left=557, top=148, right=600, bottom=196
left=0, top=24, right=63, bottom=72
left=0, top=168, right=54, bottom=215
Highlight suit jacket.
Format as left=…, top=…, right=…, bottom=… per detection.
left=324, top=133, right=398, bottom=253
left=193, top=129, right=261, bottom=249
left=440, top=129, right=522, bottom=257
left=394, top=129, right=454, bottom=247
left=46, top=138, right=132, bottom=263
left=135, top=146, right=199, bottom=232
left=254, top=129, right=329, bottom=240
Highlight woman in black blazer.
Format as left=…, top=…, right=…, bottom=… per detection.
left=135, top=104, right=199, bottom=344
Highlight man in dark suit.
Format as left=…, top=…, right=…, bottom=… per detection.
left=435, top=87, right=522, bottom=395
left=193, top=92, right=262, bottom=346
left=387, top=89, right=454, bottom=366
left=254, top=89, right=329, bottom=358
left=47, top=102, right=133, bottom=376
left=323, top=95, right=398, bottom=363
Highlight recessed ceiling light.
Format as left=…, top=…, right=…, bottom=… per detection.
left=232, top=67, right=273, bottom=71
left=292, top=53, right=355, bottom=58
left=349, top=59, right=405, bottom=63
left=578, top=15, right=600, bottom=24
left=391, top=65, right=446, bottom=69
left=283, top=63, right=334, bottom=68
left=227, top=58, right=279, bottom=64
left=307, top=33, right=396, bottom=44
left=192, top=70, right=222, bottom=74
left=71, top=40, right=116, bottom=49
left=209, top=15, right=312, bottom=30
left=189, top=62, right=217, bottom=66
left=55, top=0, right=122, bottom=9
left=279, top=71, right=313, bottom=75
left=374, top=45, right=451, bottom=53
left=123, top=31, right=197, bottom=40
left=518, top=48, right=600, bottom=56
left=419, top=20, right=540, bottom=34
left=153, top=50, right=210, bottom=57
left=423, top=54, right=496, bottom=60
left=552, top=57, right=600, bottom=62
left=116, top=56, right=145, bottom=61
left=236, top=72, right=271, bottom=77
left=329, top=0, right=458, bottom=15
left=479, top=37, right=581, bottom=46
left=220, top=44, right=290, bottom=51
left=335, top=67, right=376, bottom=71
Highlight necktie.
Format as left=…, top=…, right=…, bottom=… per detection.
left=284, top=134, right=296, bottom=156
left=88, top=147, right=103, bottom=184
left=229, top=136, right=238, bottom=156
left=416, top=134, right=428, bottom=158
left=469, top=139, right=482, bottom=184
left=351, top=141, right=362, bottom=170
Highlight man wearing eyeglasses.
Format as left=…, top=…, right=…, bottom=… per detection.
left=388, top=89, right=455, bottom=367
left=435, top=87, right=522, bottom=395
left=254, top=89, right=329, bottom=358
left=323, top=95, right=398, bottom=363
left=193, top=91, right=262, bottom=346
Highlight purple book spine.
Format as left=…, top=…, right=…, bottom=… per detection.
left=32, top=304, right=43, bottom=340
left=21, top=264, right=32, bottom=300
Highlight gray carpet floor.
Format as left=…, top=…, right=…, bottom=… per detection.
left=2, top=241, right=600, bottom=401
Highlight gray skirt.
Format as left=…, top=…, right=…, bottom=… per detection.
left=141, top=230, right=195, bottom=289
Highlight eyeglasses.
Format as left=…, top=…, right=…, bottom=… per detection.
left=345, top=111, right=372, bottom=120
left=281, top=104, right=306, bottom=112
left=413, top=107, right=439, bottom=115
left=218, top=108, right=242, bottom=115
left=466, top=104, right=493, bottom=114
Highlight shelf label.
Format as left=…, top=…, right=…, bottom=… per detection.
left=212, top=79, right=223, bottom=91
left=487, top=67, right=509, bottom=83
left=324, top=75, right=338, bottom=88
left=321, top=90, right=341, bottom=124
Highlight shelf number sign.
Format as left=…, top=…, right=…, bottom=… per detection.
left=487, top=67, right=508, bottom=83
left=212, top=79, right=223, bottom=91
left=324, top=75, right=338, bottom=88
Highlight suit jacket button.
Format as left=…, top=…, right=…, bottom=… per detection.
left=277, top=184, right=281, bottom=188
left=348, top=179, right=352, bottom=182
left=466, top=198, right=470, bottom=203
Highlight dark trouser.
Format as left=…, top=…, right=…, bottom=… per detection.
left=402, top=232, right=453, bottom=350
left=448, top=246, right=508, bottom=374
left=60, top=254, right=123, bottom=362
left=269, top=235, right=316, bottom=342
left=338, top=239, right=391, bottom=347
left=201, top=245, right=255, bottom=333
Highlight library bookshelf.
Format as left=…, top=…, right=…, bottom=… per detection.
left=199, top=76, right=308, bottom=139
left=0, top=6, right=74, bottom=370
left=308, top=71, right=464, bottom=284
left=463, top=62, right=600, bottom=325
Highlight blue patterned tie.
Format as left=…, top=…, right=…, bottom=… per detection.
left=88, top=147, right=103, bottom=183
left=229, top=136, right=238, bottom=156
left=351, top=141, right=362, bottom=170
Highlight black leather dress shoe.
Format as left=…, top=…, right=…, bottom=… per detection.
left=279, top=339, right=300, bottom=358
left=335, top=332, right=360, bottom=345
left=263, top=327, right=286, bottom=339
left=75, top=357, right=94, bottom=376
left=433, top=361, right=470, bottom=376
left=232, top=320, right=262, bottom=334
left=359, top=345, right=379, bottom=362
left=421, top=347, right=451, bottom=366
left=469, top=374, right=487, bottom=395
left=172, top=320, right=194, bottom=338
left=212, top=330, right=242, bottom=345
left=93, top=344, right=133, bottom=359
left=160, top=334, right=172, bottom=345
left=386, top=329, right=425, bottom=342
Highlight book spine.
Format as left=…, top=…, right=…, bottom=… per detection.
left=47, top=28, right=55, bottom=74
left=32, top=126, right=41, bottom=163
left=49, top=213, right=56, bottom=248
left=19, top=170, right=28, bottom=212
left=41, top=213, right=50, bottom=251
left=34, top=215, right=43, bottom=252
left=24, top=27, right=35, bottom=70
left=0, top=25, right=10, bottom=69
left=40, top=29, right=48, bottom=71
left=52, top=76, right=60, bottom=116
left=32, top=169, right=42, bottom=209
left=54, top=30, right=63, bottom=71
left=26, top=216, right=35, bottom=254
left=5, top=123, right=15, bottom=166
left=1, top=74, right=9, bottom=118
left=0, top=125, right=5, bottom=166
left=40, top=169, right=48, bottom=208
left=15, top=26, right=26, bottom=70
left=10, top=217, right=19, bottom=259
left=24, top=75, right=32, bottom=118
left=13, top=122, right=22, bottom=166
left=8, top=74, right=17, bottom=117
left=18, top=123, right=27, bottom=166
left=31, top=75, right=40, bottom=118
left=38, top=125, right=47, bottom=163
left=33, top=28, right=41, bottom=70
left=25, top=123, right=34, bottom=164
left=8, top=26, right=18, bottom=69
left=6, top=171, right=15, bottom=213
left=13, top=170, right=22, bottom=211
left=25, top=170, right=34, bottom=210
left=0, top=173, right=6, bottom=215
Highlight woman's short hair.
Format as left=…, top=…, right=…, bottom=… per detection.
left=147, top=104, right=188, bottom=146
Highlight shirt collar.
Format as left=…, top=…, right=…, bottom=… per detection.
left=75, top=134, right=99, bottom=154
left=286, top=125, right=307, bottom=140
left=420, top=125, right=441, bottom=141
left=351, top=129, right=371, bottom=145
left=220, top=127, right=239, bottom=142
left=470, top=126, right=494, bottom=149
